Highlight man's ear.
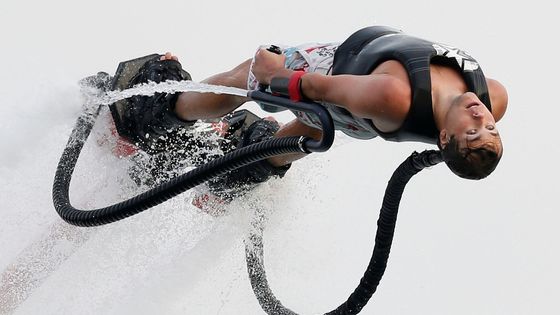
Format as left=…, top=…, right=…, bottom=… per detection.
left=439, top=129, right=449, bottom=149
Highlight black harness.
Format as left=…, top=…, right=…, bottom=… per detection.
left=332, top=26, right=492, bottom=144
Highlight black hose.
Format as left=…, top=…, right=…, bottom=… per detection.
left=53, top=89, right=335, bottom=227
left=53, top=108, right=305, bottom=227
left=248, top=91, right=334, bottom=153
left=245, top=150, right=443, bottom=315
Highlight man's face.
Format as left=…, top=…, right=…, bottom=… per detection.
left=440, top=92, right=502, bottom=152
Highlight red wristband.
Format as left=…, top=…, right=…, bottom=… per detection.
left=288, top=71, right=306, bottom=102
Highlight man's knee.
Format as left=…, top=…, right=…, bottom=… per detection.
left=226, top=58, right=253, bottom=88
left=275, top=119, right=323, bottom=141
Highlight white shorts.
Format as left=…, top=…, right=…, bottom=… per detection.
left=247, top=42, right=338, bottom=91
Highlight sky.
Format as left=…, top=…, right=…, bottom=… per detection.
left=0, top=0, right=559, bottom=314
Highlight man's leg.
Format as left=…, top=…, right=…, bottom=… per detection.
left=172, top=56, right=254, bottom=121
left=160, top=53, right=324, bottom=165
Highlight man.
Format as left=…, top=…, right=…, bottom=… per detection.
left=121, top=25, right=507, bottom=200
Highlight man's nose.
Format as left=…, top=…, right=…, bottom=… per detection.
left=472, top=111, right=483, bottom=118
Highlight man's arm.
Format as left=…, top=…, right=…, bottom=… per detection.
left=254, top=49, right=411, bottom=131
left=301, top=72, right=411, bottom=122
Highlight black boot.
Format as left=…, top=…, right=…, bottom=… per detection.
left=120, top=56, right=193, bottom=154
left=206, top=119, right=291, bottom=202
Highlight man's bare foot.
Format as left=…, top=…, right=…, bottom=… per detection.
left=160, top=52, right=179, bottom=61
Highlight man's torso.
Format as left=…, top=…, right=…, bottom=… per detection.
left=251, top=26, right=492, bottom=144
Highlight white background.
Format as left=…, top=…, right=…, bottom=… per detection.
left=0, top=1, right=558, bottom=314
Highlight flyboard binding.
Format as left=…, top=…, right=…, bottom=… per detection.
left=83, top=54, right=265, bottom=216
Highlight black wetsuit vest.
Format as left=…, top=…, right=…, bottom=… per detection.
left=332, top=26, right=492, bottom=144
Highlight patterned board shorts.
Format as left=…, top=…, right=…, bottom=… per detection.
left=247, top=43, right=379, bottom=140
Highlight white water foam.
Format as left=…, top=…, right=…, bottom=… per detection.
left=98, top=80, right=249, bottom=106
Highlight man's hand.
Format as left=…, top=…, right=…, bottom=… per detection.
left=160, top=52, right=179, bottom=61
left=251, top=48, right=290, bottom=85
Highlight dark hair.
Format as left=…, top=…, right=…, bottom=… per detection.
left=438, top=136, right=502, bottom=180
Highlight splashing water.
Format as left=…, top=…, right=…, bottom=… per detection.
left=97, top=80, right=248, bottom=106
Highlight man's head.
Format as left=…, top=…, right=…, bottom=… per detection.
left=438, top=92, right=503, bottom=180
